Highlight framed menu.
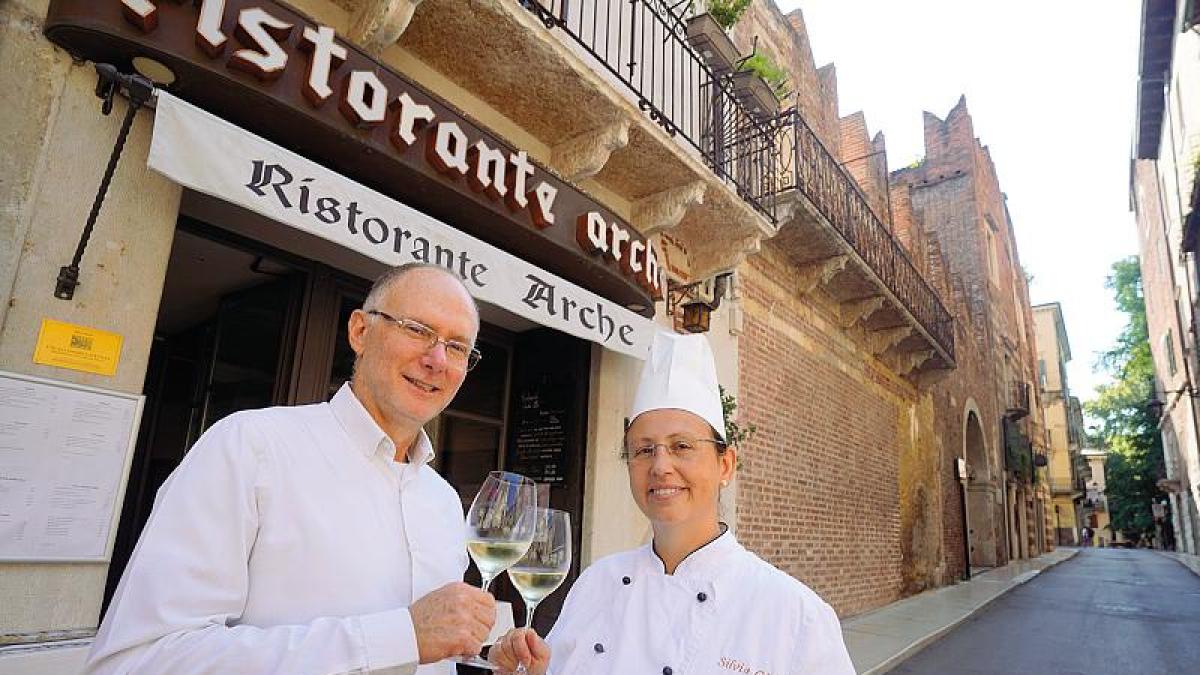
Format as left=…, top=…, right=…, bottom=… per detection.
left=507, top=377, right=572, bottom=485
left=0, top=370, right=143, bottom=562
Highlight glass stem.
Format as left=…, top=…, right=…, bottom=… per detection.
left=481, top=574, right=495, bottom=592
left=524, top=602, right=538, bottom=628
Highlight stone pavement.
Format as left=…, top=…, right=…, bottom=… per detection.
left=840, top=548, right=1078, bottom=675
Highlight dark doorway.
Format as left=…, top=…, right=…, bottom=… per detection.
left=103, top=225, right=307, bottom=608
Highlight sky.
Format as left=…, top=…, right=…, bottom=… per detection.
left=783, top=0, right=1144, bottom=401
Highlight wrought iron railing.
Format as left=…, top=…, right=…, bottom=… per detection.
left=1007, top=381, right=1031, bottom=418
left=776, top=110, right=955, bottom=361
left=519, top=0, right=777, bottom=222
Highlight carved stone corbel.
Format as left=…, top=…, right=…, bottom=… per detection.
left=914, top=367, right=952, bottom=389
left=632, top=181, right=707, bottom=235
left=689, top=233, right=760, bottom=281
left=839, top=296, right=885, bottom=329
left=726, top=233, right=763, bottom=269
left=896, top=349, right=934, bottom=376
left=348, top=0, right=426, bottom=55
left=797, top=255, right=849, bottom=295
left=868, top=325, right=913, bottom=356
left=550, top=119, right=631, bottom=182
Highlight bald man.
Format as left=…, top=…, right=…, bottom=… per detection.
left=89, top=263, right=495, bottom=675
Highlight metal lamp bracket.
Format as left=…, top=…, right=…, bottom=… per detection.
left=54, top=64, right=157, bottom=301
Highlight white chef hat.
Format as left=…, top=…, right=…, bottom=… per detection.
left=629, top=331, right=726, bottom=442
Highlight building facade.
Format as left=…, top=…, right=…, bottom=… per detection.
left=1, top=0, right=1059, bottom=669
left=1080, top=448, right=1113, bottom=547
left=1033, top=302, right=1087, bottom=545
left=1131, top=0, right=1200, bottom=555
left=889, top=98, right=1053, bottom=571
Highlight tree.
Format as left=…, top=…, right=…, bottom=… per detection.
left=1084, top=257, right=1168, bottom=540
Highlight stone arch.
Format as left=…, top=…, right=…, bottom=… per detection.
left=962, top=398, right=989, bottom=480
left=963, top=403, right=998, bottom=567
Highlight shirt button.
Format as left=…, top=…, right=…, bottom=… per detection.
left=622, top=576, right=631, bottom=585
left=663, top=667, right=673, bottom=675
left=593, top=643, right=605, bottom=653
left=697, top=592, right=707, bottom=602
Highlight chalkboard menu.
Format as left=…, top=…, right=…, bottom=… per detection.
left=508, top=378, right=571, bottom=485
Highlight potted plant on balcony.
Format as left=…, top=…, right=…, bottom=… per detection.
left=731, top=52, right=788, bottom=121
left=685, top=0, right=750, bottom=75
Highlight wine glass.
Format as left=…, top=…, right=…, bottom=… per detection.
left=508, top=508, right=571, bottom=629
left=458, top=471, right=537, bottom=670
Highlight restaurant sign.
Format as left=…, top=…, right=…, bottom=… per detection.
left=150, top=92, right=654, bottom=357
left=45, top=0, right=661, bottom=311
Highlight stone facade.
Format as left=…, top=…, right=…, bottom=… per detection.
left=1033, top=302, right=1084, bottom=546
left=1131, top=0, right=1200, bottom=555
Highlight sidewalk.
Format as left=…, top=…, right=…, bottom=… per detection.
left=840, top=548, right=1078, bottom=675
left=1158, top=549, right=1200, bottom=576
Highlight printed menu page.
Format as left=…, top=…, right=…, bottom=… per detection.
left=0, top=373, right=141, bottom=561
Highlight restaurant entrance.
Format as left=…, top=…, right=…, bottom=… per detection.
left=104, top=216, right=590, bottom=636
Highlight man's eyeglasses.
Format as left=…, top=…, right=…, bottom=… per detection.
left=623, top=438, right=726, bottom=463
left=367, top=310, right=482, bottom=371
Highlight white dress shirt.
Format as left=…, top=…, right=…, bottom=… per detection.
left=545, top=529, right=855, bottom=675
left=85, top=384, right=468, bottom=675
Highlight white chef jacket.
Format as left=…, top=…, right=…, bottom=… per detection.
left=85, top=383, right=468, bottom=675
left=545, top=529, right=855, bottom=675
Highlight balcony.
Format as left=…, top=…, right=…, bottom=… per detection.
left=1007, top=382, right=1031, bottom=420
left=518, top=0, right=778, bottom=220
left=393, top=0, right=778, bottom=280
left=769, top=110, right=956, bottom=377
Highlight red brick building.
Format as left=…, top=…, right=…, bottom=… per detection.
left=730, top=6, right=1051, bottom=617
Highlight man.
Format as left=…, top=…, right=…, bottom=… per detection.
left=86, top=263, right=495, bottom=674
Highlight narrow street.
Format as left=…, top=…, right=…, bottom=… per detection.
left=892, top=549, right=1200, bottom=674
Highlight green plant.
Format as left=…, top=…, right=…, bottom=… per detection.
left=706, top=0, right=753, bottom=30
left=738, top=52, right=789, bottom=100
left=719, top=385, right=756, bottom=448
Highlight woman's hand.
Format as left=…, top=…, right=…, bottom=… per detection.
left=487, top=628, right=551, bottom=674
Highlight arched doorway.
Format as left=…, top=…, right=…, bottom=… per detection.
left=964, top=409, right=998, bottom=568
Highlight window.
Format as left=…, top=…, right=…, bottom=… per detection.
left=1038, top=359, right=1047, bottom=390
left=985, top=228, right=1000, bottom=286
left=1164, top=330, right=1179, bottom=376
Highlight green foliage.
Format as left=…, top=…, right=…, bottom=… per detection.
left=738, top=53, right=790, bottom=100
left=706, top=0, right=753, bottom=30
left=1083, top=257, right=1169, bottom=539
left=719, top=385, right=756, bottom=448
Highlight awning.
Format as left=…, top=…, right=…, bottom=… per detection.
left=148, top=92, right=653, bottom=359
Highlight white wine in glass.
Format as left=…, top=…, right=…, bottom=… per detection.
left=466, top=538, right=532, bottom=581
left=508, top=508, right=571, bottom=630
left=458, top=471, right=537, bottom=670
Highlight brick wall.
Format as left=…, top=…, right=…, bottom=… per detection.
left=839, top=112, right=890, bottom=222
left=889, top=97, right=1054, bottom=566
left=736, top=247, right=908, bottom=617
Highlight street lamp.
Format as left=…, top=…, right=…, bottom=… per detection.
left=1145, top=385, right=1200, bottom=421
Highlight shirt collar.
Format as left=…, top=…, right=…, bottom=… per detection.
left=640, top=524, right=742, bottom=579
left=330, top=382, right=435, bottom=465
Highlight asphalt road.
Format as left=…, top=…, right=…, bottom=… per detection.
left=891, top=548, right=1200, bottom=675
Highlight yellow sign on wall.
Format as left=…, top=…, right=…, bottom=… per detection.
left=33, top=319, right=123, bottom=376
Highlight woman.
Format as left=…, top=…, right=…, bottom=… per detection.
left=490, top=332, right=854, bottom=674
